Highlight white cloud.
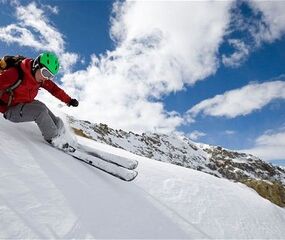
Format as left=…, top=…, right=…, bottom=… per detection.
left=0, top=2, right=64, bottom=52
left=58, top=54, right=184, bottom=134
left=59, top=1, right=233, bottom=133
left=222, top=1, right=285, bottom=67
left=45, top=4, right=59, bottom=14
left=0, top=1, right=78, bottom=72
left=187, top=81, right=285, bottom=121
left=225, top=130, right=236, bottom=135
left=249, top=1, right=285, bottom=45
left=188, top=130, right=206, bottom=141
left=60, top=53, right=80, bottom=74
left=242, top=129, right=285, bottom=162
left=222, top=39, right=250, bottom=67
left=111, top=1, right=233, bottom=86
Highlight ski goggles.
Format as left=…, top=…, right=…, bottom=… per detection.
left=40, top=67, right=54, bottom=80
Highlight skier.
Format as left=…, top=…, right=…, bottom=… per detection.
left=0, top=52, right=78, bottom=149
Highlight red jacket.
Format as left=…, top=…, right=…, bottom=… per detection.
left=0, top=58, right=71, bottom=113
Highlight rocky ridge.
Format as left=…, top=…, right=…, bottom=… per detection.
left=69, top=117, right=285, bottom=207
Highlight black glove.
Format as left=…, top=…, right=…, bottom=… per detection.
left=69, top=98, right=79, bottom=107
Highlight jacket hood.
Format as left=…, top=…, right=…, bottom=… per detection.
left=21, top=58, right=35, bottom=78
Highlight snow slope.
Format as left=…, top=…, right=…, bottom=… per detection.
left=0, top=117, right=285, bottom=239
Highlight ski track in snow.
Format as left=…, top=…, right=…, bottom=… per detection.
left=0, top=118, right=285, bottom=239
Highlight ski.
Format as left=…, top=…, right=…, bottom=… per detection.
left=54, top=146, right=138, bottom=181
left=70, top=151, right=138, bottom=181
left=78, top=144, right=139, bottom=170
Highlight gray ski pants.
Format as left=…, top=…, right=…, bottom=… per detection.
left=4, top=100, right=64, bottom=141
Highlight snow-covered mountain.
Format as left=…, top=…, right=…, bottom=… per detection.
left=1, top=115, right=285, bottom=238
left=69, top=117, right=285, bottom=207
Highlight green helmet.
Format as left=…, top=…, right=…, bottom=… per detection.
left=38, top=52, right=60, bottom=75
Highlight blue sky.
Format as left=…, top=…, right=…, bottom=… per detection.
left=0, top=0, right=285, bottom=165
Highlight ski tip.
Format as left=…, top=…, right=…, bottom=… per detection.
left=125, top=171, right=138, bottom=182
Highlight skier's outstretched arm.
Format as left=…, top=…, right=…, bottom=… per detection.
left=42, top=80, right=78, bottom=107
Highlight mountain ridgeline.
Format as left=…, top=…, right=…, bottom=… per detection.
left=69, top=117, right=285, bottom=207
